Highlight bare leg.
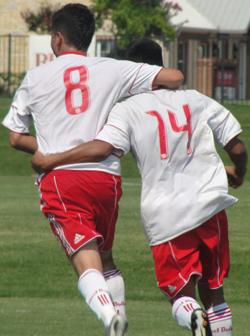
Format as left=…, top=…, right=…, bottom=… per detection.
left=101, top=250, right=117, bottom=272
left=71, top=239, right=103, bottom=276
left=198, top=282, right=225, bottom=310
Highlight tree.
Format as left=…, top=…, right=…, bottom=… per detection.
left=21, top=1, right=59, bottom=34
left=92, top=0, right=182, bottom=49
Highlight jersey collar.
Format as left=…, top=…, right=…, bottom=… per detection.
left=59, top=51, right=87, bottom=57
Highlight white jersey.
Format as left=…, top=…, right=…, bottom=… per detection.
left=96, top=89, right=241, bottom=245
left=2, top=52, right=161, bottom=175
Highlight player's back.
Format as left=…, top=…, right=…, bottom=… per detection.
left=109, top=89, right=238, bottom=244
left=28, top=54, right=126, bottom=154
left=24, top=53, right=158, bottom=157
left=117, top=89, right=224, bottom=182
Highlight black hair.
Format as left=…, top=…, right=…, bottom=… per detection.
left=126, top=37, right=163, bottom=66
left=51, top=3, right=95, bottom=51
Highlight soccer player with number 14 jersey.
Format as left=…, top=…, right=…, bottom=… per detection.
left=32, top=38, right=248, bottom=336
left=2, top=4, right=184, bottom=336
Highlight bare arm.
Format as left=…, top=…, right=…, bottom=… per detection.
left=32, top=140, right=113, bottom=172
left=224, top=136, right=248, bottom=188
left=153, top=68, right=184, bottom=89
left=9, top=130, right=37, bottom=154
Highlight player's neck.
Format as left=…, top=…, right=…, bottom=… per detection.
left=59, top=50, right=87, bottom=57
left=57, top=46, right=87, bottom=57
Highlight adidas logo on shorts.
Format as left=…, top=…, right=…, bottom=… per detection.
left=167, top=285, right=177, bottom=293
left=74, top=233, right=85, bottom=244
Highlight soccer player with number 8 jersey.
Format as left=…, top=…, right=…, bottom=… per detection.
left=31, top=38, right=247, bottom=336
left=2, top=4, right=184, bottom=336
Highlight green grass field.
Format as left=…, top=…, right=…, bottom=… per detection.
left=0, top=98, right=249, bottom=335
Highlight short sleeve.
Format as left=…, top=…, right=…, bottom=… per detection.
left=96, top=104, right=130, bottom=155
left=201, top=94, right=242, bottom=147
left=118, top=60, right=161, bottom=97
left=9, top=74, right=31, bottom=116
left=2, top=105, right=32, bottom=133
left=212, top=113, right=242, bottom=147
left=2, top=73, right=32, bottom=133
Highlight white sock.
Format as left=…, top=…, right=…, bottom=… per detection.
left=172, top=296, right=202, bottom=330
left=78, top=269, right=116, bottom=327
left=103, top=269, right=126, bottom=319
left=207, top=303, right=232, bottom=335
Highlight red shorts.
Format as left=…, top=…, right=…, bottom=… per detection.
left=38, top=170, right=122, bottom=257
left=151, top=211, right=230, bottom=299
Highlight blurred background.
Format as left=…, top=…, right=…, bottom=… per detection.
left=0, top=0, right=250, bottom=103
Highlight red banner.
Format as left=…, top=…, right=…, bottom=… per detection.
left=216, top=69, right=236, bottom=87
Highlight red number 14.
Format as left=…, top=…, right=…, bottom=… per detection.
left=147, top=104, right=192, bottom=159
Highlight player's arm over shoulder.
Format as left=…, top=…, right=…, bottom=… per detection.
left=153, top=67, right=184, bottom=89
left=32, top=104, right=130, bottom=172
left=32, top=140, right=113, bottom=172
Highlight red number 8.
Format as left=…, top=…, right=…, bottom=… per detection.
left=64, top=66, right=89, bottom=115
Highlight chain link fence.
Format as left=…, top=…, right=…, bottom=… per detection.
left=0, top=34, right=28, bottom=96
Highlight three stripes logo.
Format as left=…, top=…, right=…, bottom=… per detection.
left=183, top=302, right=195, bottom=312
left=97, top=291, right=111, bottom=306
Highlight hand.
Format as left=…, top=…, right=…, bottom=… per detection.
left=225, top=165, right=244, bottom=188
left=31, top=151, right=51, bottom=173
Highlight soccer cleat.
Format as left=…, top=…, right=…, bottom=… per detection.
left=191, top=308, right=212, bottom=336
left=105, top=314, right=128, bottom=336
